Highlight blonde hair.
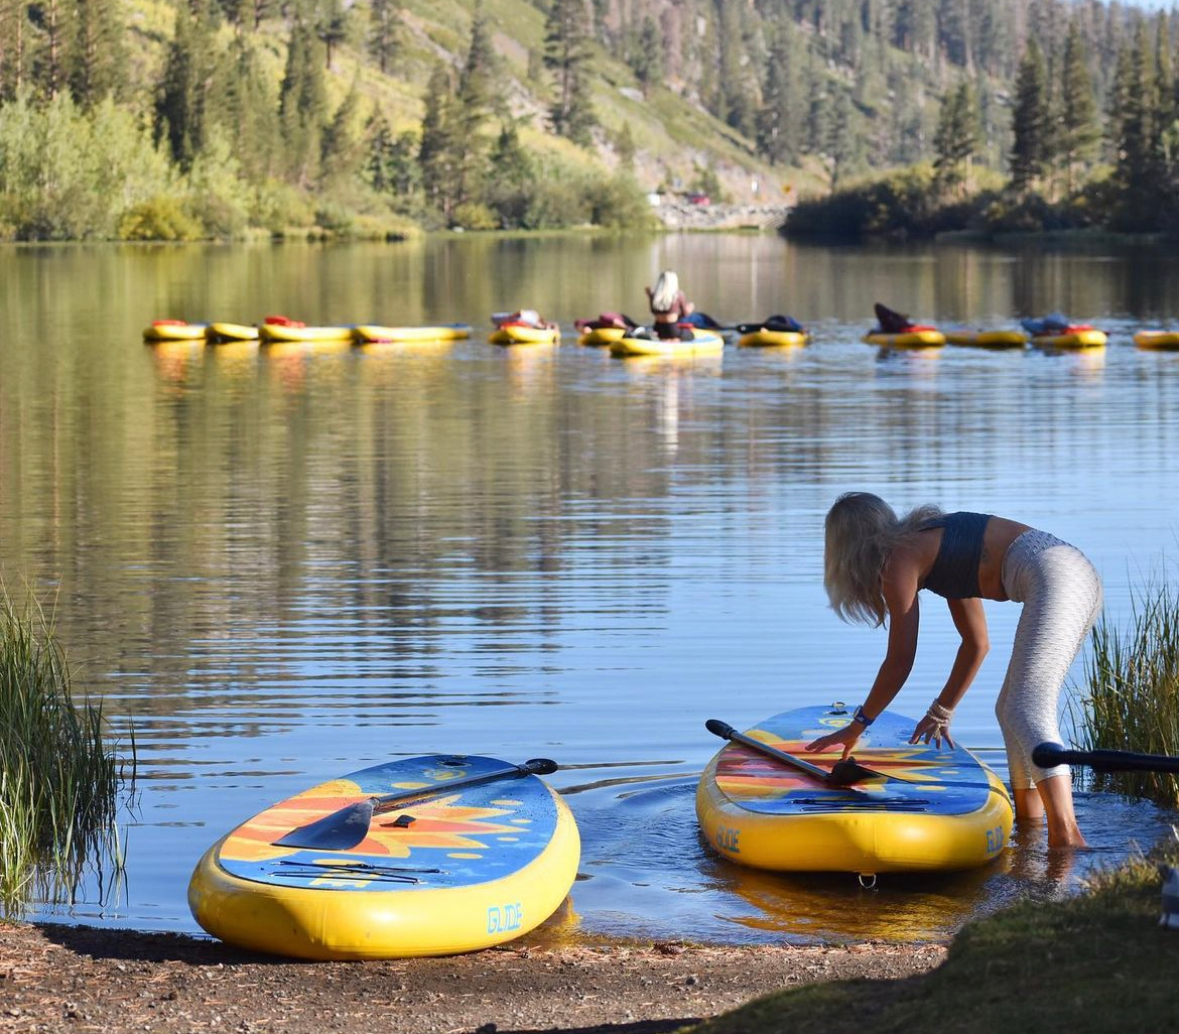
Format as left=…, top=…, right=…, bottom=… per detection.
left=824, top=492, right=942, bottom=626
left=651, top=270, right=679, bottom=313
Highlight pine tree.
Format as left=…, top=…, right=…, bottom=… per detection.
left=827, top=90, right=855, bottom=192
left=933, top=80, right=976, bottom=196
left=418, top=63, right=458, bottom=220
left=543, top=0, right=596, bottom=146
left=451, top=4, right=499, bottom=208
left=369, top=0, right=400, bottom=75
left=320, top=72, right=362, bottom=187
left=1109, top=24, right=1169, bottom=229
left=155, top=0, right=217, bottom=169
left=1059, top=19, right=1099, bottom=195
left=625, top=16, right=661, bottom=97
left=316, top=0, right=347, bottom=70
left=615, top=120, right=635, bottom=172
left=1010, top=39, right=1049, bottom=191
left=0, top=0, right=27, bottom=100
left=756, top=27, right=796, bottom=167
left=485, top=120, right=534, bottom=228
left=279, top=9, right=328, bottom=186
left=212, top=36, right=279, bottom=181
left=66, top=0, right=128, bottom=108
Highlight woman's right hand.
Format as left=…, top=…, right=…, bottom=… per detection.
left=806, top=723, right=865, bottom=760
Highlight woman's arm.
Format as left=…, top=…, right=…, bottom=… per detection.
left=806, top=552, right=921, bottom=757
left=909, top=597, right=988, bottom=747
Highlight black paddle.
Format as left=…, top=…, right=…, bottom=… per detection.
left=274, top=757, right=558, bottom=852
left=705, top=719, right=880, bottom=789
left=1033, top=742, right=1179, bottom=775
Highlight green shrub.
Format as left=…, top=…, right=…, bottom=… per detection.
left=117, top=197, right=204, bottom=241
left=452, top=201, right=499, bottom=230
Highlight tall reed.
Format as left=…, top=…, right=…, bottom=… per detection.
left=0, top=593, right=134, bottom=912
left=1074, top=581, right=1179, bottom=807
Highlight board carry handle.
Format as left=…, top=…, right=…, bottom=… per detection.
left=274, top=757, right=559, bottom=852
left=1033, top=742, right=1179, bottom=775
left=705, top=719, right=877, bottom=791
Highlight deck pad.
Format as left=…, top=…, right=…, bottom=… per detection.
left=216, top=755, right=560, bottom=892
left=714, top=707, right=995, bottom=817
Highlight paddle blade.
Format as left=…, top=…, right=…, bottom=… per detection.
left=274, top=799, right=376, bottom=851
left=828, top=756, right=884, bottom=786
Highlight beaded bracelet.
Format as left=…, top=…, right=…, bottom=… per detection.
left=926, top=698, right=954, bottom=727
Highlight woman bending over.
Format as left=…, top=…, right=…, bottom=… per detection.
left=807, top=492, right=1102, bottom=849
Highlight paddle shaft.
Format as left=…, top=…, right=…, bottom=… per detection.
left=273, top=757, right=557, bottom=851
left=705, top=719, right=865, bottom=790
left=1033, top=743, right=1179, bottom=775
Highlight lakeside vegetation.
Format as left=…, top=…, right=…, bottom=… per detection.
left=692, top=832, right=1179, bottom=1033
left=787, top=7, right=1179, bottom=239
left=1076, top=582, right=1179, bottom=807
left=0, top=594, right=134, bottom=914
left=0, top=0, right=1176, bottom=241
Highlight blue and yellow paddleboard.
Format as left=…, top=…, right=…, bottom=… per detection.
left=697, top=706, right=1013, bottom=876
left=189, top=754, right=580, bottom=960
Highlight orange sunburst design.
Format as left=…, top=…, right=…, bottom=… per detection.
left=716, top=736, right=960, bottom=800
left=219, top=785, right=525, bottom=863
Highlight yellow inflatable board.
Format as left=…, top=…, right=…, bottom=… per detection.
left=697, top=706, right=1013, bottom=876
left=577, top=327, right=627, bottom=345
left=945, top=329, right=1028, bottom=349
left=259, top=323, right=356, bottom=343
left=489, top=325, right=560, bottom=345
left=207, top=322, right=259, bottom=343
left=1134, top=330, right=1179, bottom=351
left=143, top=321, right=208, bottom=342
left=863, top=330, right=946, bottom=349
left=1032, top=329, right=1107, bottom=349
left=353, top=324, right=472, bottom=343
left=189, top=754, right=580, bottom=960
left=738, top=330, right=808, bottom=348
left=609, top=332, right=725, bottom=357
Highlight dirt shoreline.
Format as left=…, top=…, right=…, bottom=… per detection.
left=0, top=923, right=946, bottom=1034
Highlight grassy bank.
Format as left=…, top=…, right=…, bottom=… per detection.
left=690, top=837, right=1179, bottom=1034
left=0, top=594, right=134, bottom=912
left=1074, top=581, right=1179, bottom=807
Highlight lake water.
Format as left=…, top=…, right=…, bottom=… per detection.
left=3, top=234, right=1179, bottom=946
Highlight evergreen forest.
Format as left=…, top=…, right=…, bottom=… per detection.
left=0, top=0, right=1174, bottom=241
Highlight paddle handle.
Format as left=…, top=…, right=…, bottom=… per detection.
left=705, top=718, right=842, bottom=785
left=1033, top=743, right=1179, bottom=775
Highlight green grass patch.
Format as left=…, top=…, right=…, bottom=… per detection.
left=1074, top=580, right=1179, bottom=807
left=0, top=593, right=134, bottom=914
left=689, top=838, right=1179, bottom=1034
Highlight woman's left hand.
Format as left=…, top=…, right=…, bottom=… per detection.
left=806, top=723, right=864, bottom=759
left=909, top=714, right=955, bottom=749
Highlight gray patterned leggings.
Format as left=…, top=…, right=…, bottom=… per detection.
left=996, top=530, right=1103, bottom=789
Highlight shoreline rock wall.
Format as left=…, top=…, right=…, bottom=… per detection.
left=652, top=202, right=791, bottom=231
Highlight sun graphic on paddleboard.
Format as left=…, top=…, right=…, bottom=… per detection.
left=219, top=778, right=530, bottom=863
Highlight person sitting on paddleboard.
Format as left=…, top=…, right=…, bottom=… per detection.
left=645, top=270, right=695, bottom=341
left=807, top=492, right=1102, bottom=849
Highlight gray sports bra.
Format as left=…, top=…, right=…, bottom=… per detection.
left=921, top=511, right=992, bottom=599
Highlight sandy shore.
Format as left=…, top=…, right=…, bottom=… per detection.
left=0, top=923, right=946, bottom=1034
